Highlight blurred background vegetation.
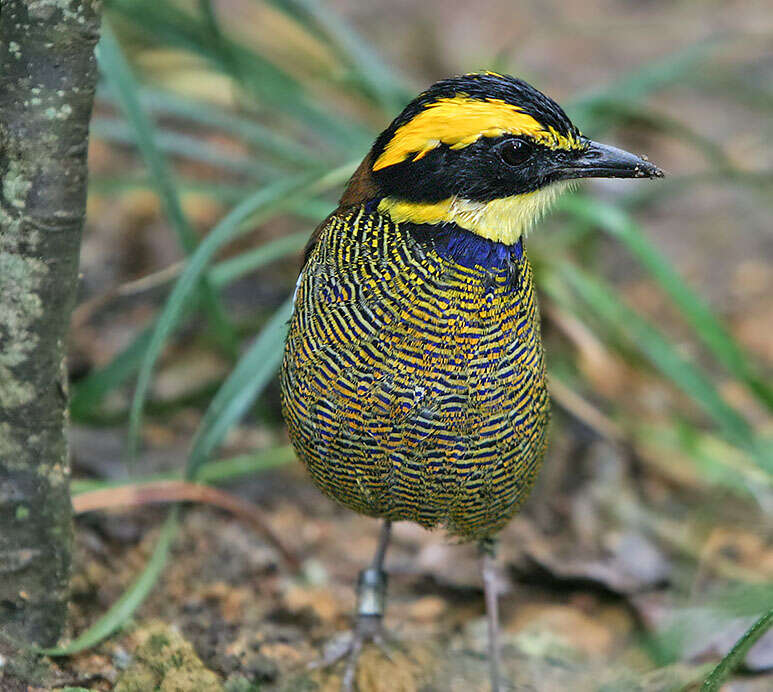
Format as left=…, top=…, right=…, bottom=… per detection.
left=52, top=0, right=773, bottom=689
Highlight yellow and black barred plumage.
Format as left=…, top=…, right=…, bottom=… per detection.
left=282, top=206, right=548, bottom=539
left=280, top=72, right=661, bottom=543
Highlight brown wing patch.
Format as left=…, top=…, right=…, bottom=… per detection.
left=340, top=151, right=379, bottom=206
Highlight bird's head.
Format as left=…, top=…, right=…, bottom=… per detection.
left=344, top=72, right=663, bottom=245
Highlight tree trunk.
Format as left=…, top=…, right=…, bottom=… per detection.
left=0, top=0, right=102, bottom=647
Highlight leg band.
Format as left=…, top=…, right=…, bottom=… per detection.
left=356, top=567, right=388, bottom=618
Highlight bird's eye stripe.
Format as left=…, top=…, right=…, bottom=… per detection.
left=373, top=95, right=581, bottom=171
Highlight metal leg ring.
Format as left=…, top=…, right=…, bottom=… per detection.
left=356, top=567, right=387, bottom=618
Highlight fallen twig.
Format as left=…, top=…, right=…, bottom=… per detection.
left=72, top=480, right=300, bottom=570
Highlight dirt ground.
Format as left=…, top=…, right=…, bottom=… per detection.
left=1, top=419, right=766, bottom=691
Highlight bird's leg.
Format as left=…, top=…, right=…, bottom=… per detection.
left=480, top=537, right=502, bottom=692
left=342, top=519, right=392, bottom=689
left=314, top=520, right=393, bottom=691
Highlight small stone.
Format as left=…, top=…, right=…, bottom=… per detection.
left=408, top=596, right=447, bottom=622
left=284, top=584, right=339, bottom=623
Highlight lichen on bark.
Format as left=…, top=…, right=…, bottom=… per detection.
left=0, top=0, right=102, bottom=647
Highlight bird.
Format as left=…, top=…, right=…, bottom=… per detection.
left=280, top=71, right=662, bottom=691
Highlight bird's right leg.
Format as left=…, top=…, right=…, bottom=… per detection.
left=480, top=538, right=502, bottom=692
left=314, top=519, right=394, bottom=691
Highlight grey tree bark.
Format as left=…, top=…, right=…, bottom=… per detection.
left=0, top=0, right=102, bottom=647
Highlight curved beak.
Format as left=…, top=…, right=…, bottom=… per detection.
left=560, top=139, right=664, bottom=180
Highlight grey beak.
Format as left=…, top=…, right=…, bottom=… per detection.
left=561, top=139, right=664, bottom=180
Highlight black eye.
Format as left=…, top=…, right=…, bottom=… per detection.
left=499, top=139, right=530, bottom=167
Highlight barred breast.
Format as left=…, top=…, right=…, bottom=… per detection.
left=280, top=205, right=550, bottom=540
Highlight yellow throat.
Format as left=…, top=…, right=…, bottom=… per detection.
left=378, top=182, right=571, bottom=245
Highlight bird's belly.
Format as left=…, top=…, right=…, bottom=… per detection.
left=281, top=266, right=550, bottom=540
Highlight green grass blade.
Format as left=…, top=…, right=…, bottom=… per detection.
left=107, top=0, right=371, bottom=151
left=69, top=231, right=309, bottom=421
left=635, top=421, right=773, bottom=498
left=43, top=511, right=179, bottom=656
left=90, top=117, right=280, bottom=179
left=126, top=173, right=316, bottom=461
left=99, top=85, right=321, bottom=166
left=569, top=39, right=721, bottom=123
left=97, top=24, right=198, bottom=252
left=559, top=195, right=773, bottom=411
left=702, top=608, right=773, bottom=691
left=555, top=263, right=769, bottom=470
left=572, top=99, right=731, bottom=167
left=60, top=444, right=297, bottom=653
left=70, top=445, right=296, bottom=495
left=209, top=231, right=310, bottom=287
left=186, top=296, right=294, bottom=480
left=290, top=197, right=336, bottom=221
left=58, top=446, right=297, bottom=652
left=70, top=326, right=154, bottom=421
left=197, top=0, right=244, bottom=87
left=59, top=445, right=298, bottom=653
left=194, top=445, right=296, bottom=483
left=91, top=173, right=335, bottom=218
left=268, top=0, right=411, bottom=110
left=97, top=22, right=238, bottom=354
left=70, top=198, right=336, bottom=423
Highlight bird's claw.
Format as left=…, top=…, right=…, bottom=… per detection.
left=310, top=615, right=400, bottom=692
left=310, top=551, right=398, bottom=690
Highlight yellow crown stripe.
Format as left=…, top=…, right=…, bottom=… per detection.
left=373, top=95, right=575, bottom=171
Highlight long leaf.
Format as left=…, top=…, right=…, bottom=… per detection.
left=70, top=445, right=296, bottom=495
left=43, top=511, right=179, bottom=656
left=186, top=297, right=293, bottom=479
left=57, top=446, right=299, bottom=653
left=702, top=608, right=773, bottom=691
left=559, top=195, right=773, bottom=411
left=57, top=444, right=299, bottom=653
left=569, top=40, right=721, bottom=124
left=90, top=117, right=280, bottom=179
left=98, top=85, right=320, bottom=166
left=555, top=263, right=770, bottom=470
left=71, top=221, right=333, bottom=421
left=195, top=445, right=296, bottom=484
left=209, top=230, right=310, bottom=287
left=268, top=0, right=411, bottom=110
left=121, top=158, right=357, bottom=453
left=636, top=421, right=773, bottom=498
left=107, top=0, right=371, bottom=151
left=126, top=173, right=316, bottom=461
left=97, top=22, right=237, bottom=353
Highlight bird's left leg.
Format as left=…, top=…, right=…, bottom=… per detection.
left=314, top=519, right=394, bottom=691
left=480, top=537, right=502, bottom=692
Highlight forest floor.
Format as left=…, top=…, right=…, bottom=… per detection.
left=2, top=418, right=770, bottom=691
